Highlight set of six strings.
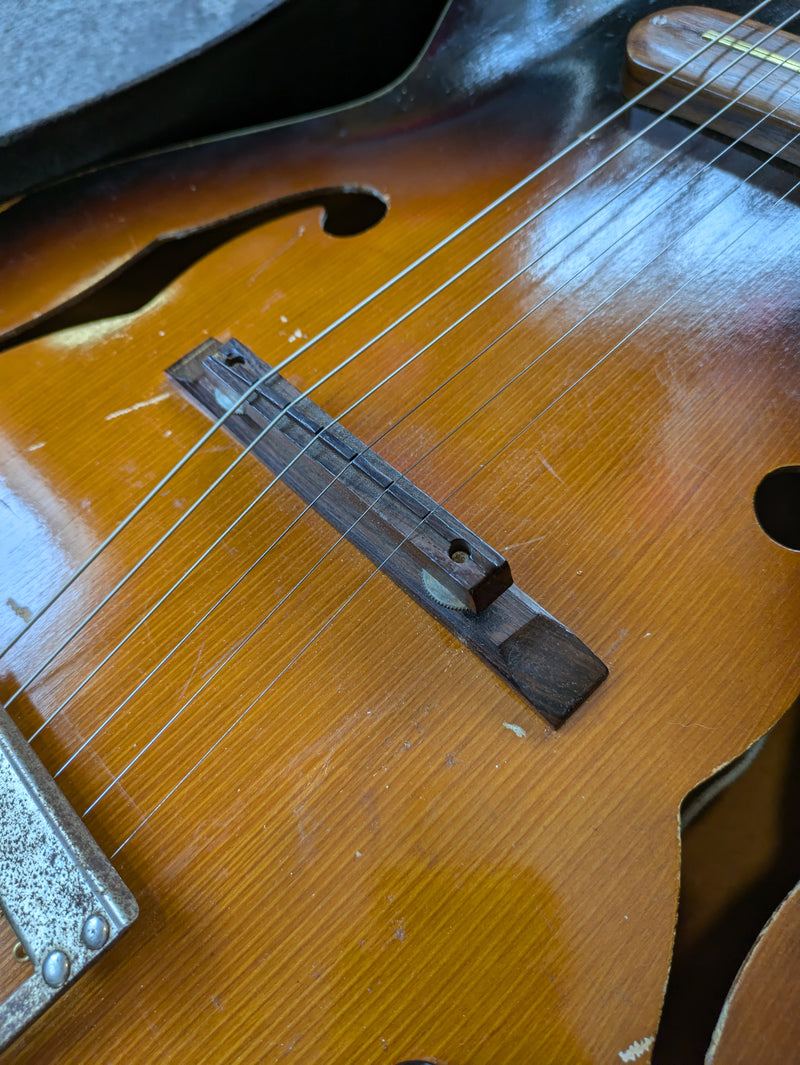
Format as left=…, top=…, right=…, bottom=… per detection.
left=2, top=1, right=799, bottom=854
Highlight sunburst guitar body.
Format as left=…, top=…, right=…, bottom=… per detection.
left=0, top=2, right=798, bottom=1062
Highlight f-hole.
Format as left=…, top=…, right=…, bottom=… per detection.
left=0, top=185, right=387, bottom=353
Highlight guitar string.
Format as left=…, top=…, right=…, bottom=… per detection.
left=109, top=150, right=800, bottom=856
left=18, top=14, right=800, bottom=873
left=83, top=166, right=785, bottom=816
left=14, top=12, right=800, bottom=783
left=9, top=10, right=796, bottom=749
left=0, top=0, right=781, bottom=681
left=48, top=47, right=800, bottom=774
left=36, top=22, right=800, bottom=749
left=81, top=95, right=800, bottom=800
left=3, top=5, right=788, bottom=704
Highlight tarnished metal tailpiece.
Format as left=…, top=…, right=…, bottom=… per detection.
left=0, top=704, right=137, bottom=1050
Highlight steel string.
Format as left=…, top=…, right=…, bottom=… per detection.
left=91, top=120, right=800, bottom=832
left=109, top=148, right=800, bottom=855
left=48, top=42, right=800, bottom=768
left=0, top=1, right=782, bottom=690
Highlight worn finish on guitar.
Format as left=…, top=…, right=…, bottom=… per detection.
left=0, top=1, right=798, bottom=1061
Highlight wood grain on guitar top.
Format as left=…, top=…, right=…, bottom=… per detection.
left=0, top=1, right=798, bottom=1062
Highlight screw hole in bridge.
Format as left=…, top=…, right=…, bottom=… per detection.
left=754, top=466, right=800, bottom=550
left=448, top=538, right=472, bottom=564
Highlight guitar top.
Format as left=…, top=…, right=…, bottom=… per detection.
left=0, top=1, right=798, bottom=1061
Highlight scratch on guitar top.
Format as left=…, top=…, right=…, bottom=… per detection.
left=607, top=628, right=629, bottom=655
left=685, top=459, right=711, bottom=476
left=26, top=442, right=45, bottom=451
left=619, top=1035, right=654, bottom=1061
left=536, top=451, right=566, bottom=486
left=501, top=535, right=546, bottom=551
left=178, top=643, right=206, bottom=701
left=105, top=393, right=170, bottom=420
left=250, top=228, right=305, bottom=289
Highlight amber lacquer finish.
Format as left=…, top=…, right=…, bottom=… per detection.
left=0, top=1, right=798, bottom=1062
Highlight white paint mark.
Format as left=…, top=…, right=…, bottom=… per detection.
left=105, top=393, right=169, bottom=420
left=502, top=722, right=527, bottom=739
left=280, top=315, right=288, bottom=323
left=355, top=850, right=362, bottom=858
left=619, top=1035, right=654, bottom=1062
left=26, top=442, right=45, bottom=451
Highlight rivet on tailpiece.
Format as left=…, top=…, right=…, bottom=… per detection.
left=81, top=914, right=110, bottom=950
left=42, top=950, right=70, bottom=987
